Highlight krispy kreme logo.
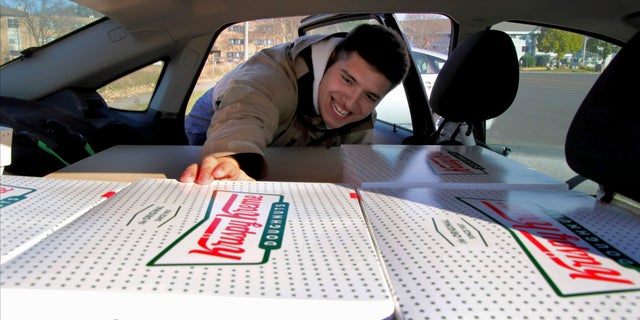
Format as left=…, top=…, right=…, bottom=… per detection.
left=0, top=184, right=36, bottom=208
left=427, top=150, right=486, bottom=175
left=148, top=190, right=288, bottom=266
left=459, top=197, right=640, bottom=296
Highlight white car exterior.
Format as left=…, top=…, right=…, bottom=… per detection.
left=375, top=48, right=448, bottom=129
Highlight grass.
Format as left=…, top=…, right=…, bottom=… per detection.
left=97, top=61, right=229, bottom=113
left=521, top=66, right=600, bottom=73
left=186, top=89, right=207, bottom=114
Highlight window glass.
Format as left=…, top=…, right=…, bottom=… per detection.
left=97, top=62, right=164, bottom=111
left=187, top=14, right=452, bottom=131
left=380, top=14, right=451, bottom=130
left=302, top=17, right=380, bottom=34
left=489, top=22, right=621, bottom=195
left=412, top=51, right=446, bottom=74
left=188, top=17, right=305, bottom=115
left=1, top=0, right=103, bottom=64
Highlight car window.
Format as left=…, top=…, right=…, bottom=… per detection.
left=488, top=22, right=621, bottom=195
left=188, top=14, right=452, bottom=132
left=412, top=52, right=440, bottom=74
left=413, top=52, right=446, bottom=74
left=302, top=17, right=381, bottom=35
left=377, top=14, right=452, bottom=130
left=96, top=61, right=165, bottom=111
left=188, top=17, right=305, bottom=115
left=0, top=0, right=103, bottom=64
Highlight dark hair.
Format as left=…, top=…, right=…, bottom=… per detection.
left=333, top=24, right=410, bottom=86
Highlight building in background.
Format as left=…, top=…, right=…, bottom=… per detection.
left=0, top=4, right=96, bottom=63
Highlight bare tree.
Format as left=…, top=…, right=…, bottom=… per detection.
left=271, top=16, right=304, bottom=44
left=398, top=16, right=451, bottom=52
left=4, top=0, right=74, bottom=47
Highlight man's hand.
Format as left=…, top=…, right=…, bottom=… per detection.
left=180, top=155, right=255, bottom=184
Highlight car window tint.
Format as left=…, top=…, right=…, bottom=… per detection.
left=97, top=61, right=164, bottom=112
left=488, top=22, right=621, bottom=195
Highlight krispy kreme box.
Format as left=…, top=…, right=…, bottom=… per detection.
left=1, top=175, right=127, bottom=265
left=341, top=144, right=568, bottom=190
left=358, top=187, right=639, bottom=319
left=1, top=179, right=394, bottom=320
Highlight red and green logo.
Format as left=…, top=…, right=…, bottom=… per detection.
left=459, top=197, right=640, bottom=296
left=148, top=190, right=288, bottom=266
left=0, top=184, right=36, bottom=208
left=427, top=150, right=486, bottom=175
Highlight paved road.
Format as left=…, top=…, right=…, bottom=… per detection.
left=485, top=71, right=600, bottom=193
left=488, top=72, right=599, bottom=150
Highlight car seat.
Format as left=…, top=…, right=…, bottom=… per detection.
left=564, top=31, right=640, bottom=203
left=428, top=29, right=519, bottom=146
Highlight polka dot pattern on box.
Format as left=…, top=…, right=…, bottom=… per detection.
left=1, top=179, right=390, bottom=304
left=359, top=187, right=640, bottom=320
left=1, top=175, right=128, bottom=264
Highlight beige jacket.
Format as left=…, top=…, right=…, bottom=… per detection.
left=200, top=34, right=375, bottom=176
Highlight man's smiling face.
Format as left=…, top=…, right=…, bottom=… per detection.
left=317, top=51, right=393, bottom=129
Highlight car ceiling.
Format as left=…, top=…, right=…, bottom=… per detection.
left=78, top=0, right=640, bottom=44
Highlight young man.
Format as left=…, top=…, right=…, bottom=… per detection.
left=181, top=24, right=410, bottom=184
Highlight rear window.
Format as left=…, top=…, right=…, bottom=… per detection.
left=488, top=22, right=621, bottom=195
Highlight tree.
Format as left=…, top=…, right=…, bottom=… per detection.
left=271, top=16, right=303, bottom=44
left=400, top=15, right=451, bottom=51
left=3, top=0, right=75, bottom=47
left=586, top=37, right=619, bottom=70
left=536, top=28, right=583, bottom=68
left=72, top=3, right=101, bottom=18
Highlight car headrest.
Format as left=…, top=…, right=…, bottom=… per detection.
left=430, top=29, right=519, bottom=123
left=565, top=31, right=640, bottom=202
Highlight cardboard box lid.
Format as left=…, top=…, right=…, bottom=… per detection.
left=359, top=187, right=640, bottom=319
left=1, top=179, right=394, bottom=319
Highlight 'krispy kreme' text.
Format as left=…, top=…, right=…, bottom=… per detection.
left=483, top=200, right=634, bottom=285
left=189, top=194, right=265, bottom=261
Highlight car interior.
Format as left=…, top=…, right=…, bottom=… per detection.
left=0, top=1, right=638, bottom=201
left=1, top=1, right=639, bottom=319
left=425, top=28, right=519, bottom=147
left=565, top=31, right=640, bottom=203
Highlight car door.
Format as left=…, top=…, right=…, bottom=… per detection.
left=411, top=49, right=447, bottom=97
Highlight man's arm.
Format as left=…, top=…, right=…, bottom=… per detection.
left=179, top=155, right=257, bottom=183
left=181, top=44, right=299, bottom=184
